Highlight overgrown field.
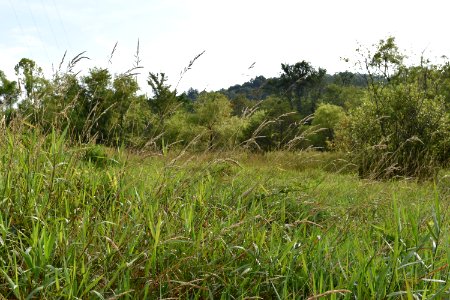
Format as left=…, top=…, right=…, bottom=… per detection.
left=0, top=129, right=449, bottom=299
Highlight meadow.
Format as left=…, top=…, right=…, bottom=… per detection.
left=0, top=126, right=449, bottom=299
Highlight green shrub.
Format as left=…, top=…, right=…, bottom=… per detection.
left=311, top=103, right=346, bottom=150
left=337, top=37, right=450, bottom=179
left=337, top=83, right=450, bottom=179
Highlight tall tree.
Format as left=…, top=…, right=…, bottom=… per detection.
left=277, top=61, right=326, bottom=115
left=81, top=68, right=114, bottom=142
left=111, top=75, right=140, bottom=143
left=14, top=58, right=49, bottom=106
left=0, top=70, right=19, bottom=109
left=147, top=72, right=180, bottom=129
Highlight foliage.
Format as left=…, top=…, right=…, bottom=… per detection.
left=14, top=58, right=44, bottom=103
left=311, top=103, right=346, bottom=150
left=0, top=56, right=361, bottom=153
left=0, top=70, right=20, bottom=109
left=276, top=61, right=327, bottom=115
left=41, top=73, right=85, bottom=136
left=1, top=40, right=450, bottom=298
left=165, top=110, right=201, bottom=147
left=257, top=95, right=300, bottom=149
left=122, top=95, right=156, bottom=147
left=338, top=37, right=450, bottom=179
left=147, top=72, right=181, bottom=125
left=14, top=59, right=52, bottom=125
left=165, top=92, right=248, bottom=150
left=219, top=75, right=272, bottom=100
left=80, top=68, right=115, bottom=143
left=1, top=37, right=449, bottom=178
left=320, top=83, right=364, bottom=110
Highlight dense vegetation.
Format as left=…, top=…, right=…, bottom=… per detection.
left=2, top=38, right=449, bottom=179
left=0, top=37, right=450, bottom=298
left=0, top=128, right=449, bottom=299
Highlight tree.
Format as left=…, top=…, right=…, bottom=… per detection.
left=185, top=87, right=199, bottom=101
left=338, top=37, right=450, bottom=179
left=81, top=68, right=114, bottom=143
left=277, top=61, right=326, bottom=116
left=230, top=94, right=253, bottom=116
left=320, top=84, right=364, bottom=110
left=14, top=58, right=53, bottom=126
left=0, top=71, right=20, bottom=124
left=42, top=73, right=84, bottom=134
left=147, top=72, right=180, bottom=127
left=122, top=94, right=156, bottom=147
left=163, top=92, right=247, bottom=150
left=111, top=75, right=140, bottom=143
left=0, top=71, right=19, bottom=109
left=193, top=92, right=233, bottom=149
left=14, top=58, right=49, bottom=107
left=244, top=95, right=302, bottom=150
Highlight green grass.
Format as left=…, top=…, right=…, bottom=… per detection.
left=0, top=129, right=449, bottom=299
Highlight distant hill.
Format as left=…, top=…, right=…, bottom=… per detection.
left=214, top=71, right=368, bottom=101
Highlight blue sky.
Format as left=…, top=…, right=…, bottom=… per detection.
left=1, top=0, right=449, bottom=93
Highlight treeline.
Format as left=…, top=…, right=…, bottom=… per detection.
left=0, top=56, right=364, bottom=151
left=217, top=71, right=367, bottom=101
left=1, top=37, right=449, bottom=178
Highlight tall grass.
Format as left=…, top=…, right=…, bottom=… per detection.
left=0, top=125, right=449, bottom=298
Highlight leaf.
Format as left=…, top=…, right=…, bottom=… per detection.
left=0, top=269, right=20, bottom=298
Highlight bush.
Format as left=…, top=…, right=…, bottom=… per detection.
left=337, top=37, right=450, bottom=179
left=337, top=83, right=450, bottom=179
left=311, top=103, right=345, bottom=150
